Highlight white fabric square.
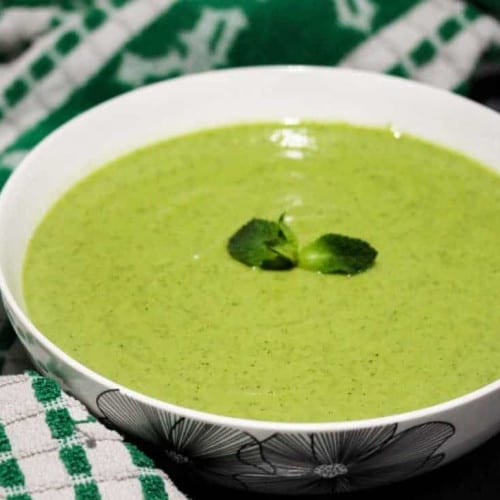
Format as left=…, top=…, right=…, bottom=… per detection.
left=86, top=439, right=136, bottom=478
left=20, top=449, right=71, bottom=494
left=7, top=412, right=56, bottom=456
left=98, top=478, right=144, bottom=500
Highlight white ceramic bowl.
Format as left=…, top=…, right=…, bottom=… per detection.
left=0, top=67, right=499, bottom=495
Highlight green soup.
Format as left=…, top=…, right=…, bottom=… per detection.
left=23, top=122, right=500, bottom=422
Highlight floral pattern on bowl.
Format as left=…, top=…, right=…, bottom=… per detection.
left=97, top=389, right=262, bottom=489
left=236, top=421, right=454, bottom=494
left=97, top=388, right=454, bottom=494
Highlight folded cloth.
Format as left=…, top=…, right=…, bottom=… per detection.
left=0, top=0, right=499, bottom=178
left=0, top=0, right=500, bottom=499
left=0, top=372, right=187, bottom=500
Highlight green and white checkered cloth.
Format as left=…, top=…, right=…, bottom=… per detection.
left=0, top=0, right=500, bottom=498
left=0, top=372, right=186, bottom=499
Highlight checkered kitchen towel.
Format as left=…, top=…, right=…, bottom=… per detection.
left=0, top=372, right=187, bottom=499
left=0, top=0, right=500, bottom=498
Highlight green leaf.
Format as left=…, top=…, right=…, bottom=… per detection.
left=227, top=217, right=299, bottom=270
left=299, top=233, right=377, bottom=274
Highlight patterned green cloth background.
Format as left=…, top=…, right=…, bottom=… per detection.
left=0, top=1, right=500, bottom=498
left=0, top=0, right=500, bottom=185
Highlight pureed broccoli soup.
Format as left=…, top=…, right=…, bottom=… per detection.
left=23, top=123, right=500, bottom=422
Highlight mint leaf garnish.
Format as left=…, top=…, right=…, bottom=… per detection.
left=227, top=216, right=298, bottom=270
left=299, top=233, right=377, bottom=274
left=228, top=216, right=377, bottom=275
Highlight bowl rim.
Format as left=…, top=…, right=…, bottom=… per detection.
left=1, top=64, right=500, bottom=432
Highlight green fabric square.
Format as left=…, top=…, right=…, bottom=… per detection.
left=55, top=31, right=80, bottom=55
left=74, top=482, right=101, bottom=500
left=0, top=422, right=11, bottom=453
left=45, top=408, right=75, bottom=439
left=6, top=494, right=31, bottom=500
left=32, top=376, right=61, bottom=403
left=84, top=8, right=107, bottom=31
left=4, top=80, right=28, bottom=107
left=410, top=39, right=436, bottom=67
left=60, top=445, right=92, bottom=476
left=0, top=458, right=25, bottom=488
left=453, top=80, right=469, bottom=95
left=386, top=62, right=410, bottom=78
left=50, top=17, right=61, bottom=28
left=0, top=166, right=12, bottom=188
left=30, top=55, right=55, bottom=81
left=111, top=0, right=131, bottom=7
left=125, top=443, right=154, bottom=468
left=140, top=475, right=168, bottom=500
left=438, top=18, right=462, bottom=42
left=463, top=5, right=480, bottom=21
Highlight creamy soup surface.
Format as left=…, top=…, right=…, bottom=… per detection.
left=23, top=122, right=500, bottom=422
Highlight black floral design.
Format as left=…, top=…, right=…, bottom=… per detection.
left=236, top=422, right=455, bottom=494
left=97, top=389, right=455, bottom=494
left=96, top=389, right=262, bottom=488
